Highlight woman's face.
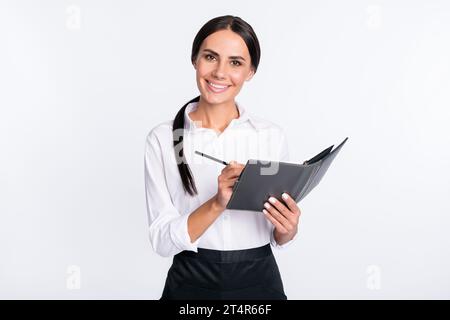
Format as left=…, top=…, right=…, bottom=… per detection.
left=193, top=29, right=255, bottom=105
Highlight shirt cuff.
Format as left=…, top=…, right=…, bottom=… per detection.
left=169, top=212, right=200, bottom=253
left=270, top=228, right=298, bottom=249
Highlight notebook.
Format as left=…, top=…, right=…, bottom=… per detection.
left=225, top=137, right=348, bottom=211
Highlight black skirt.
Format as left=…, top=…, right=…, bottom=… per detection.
left=160, top=243, right=287, bottom=300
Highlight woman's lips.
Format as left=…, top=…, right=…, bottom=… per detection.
left=205, top=80, right=230, bottom=93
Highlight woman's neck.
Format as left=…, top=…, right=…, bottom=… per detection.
left=189, top=97, right=240, bottom=133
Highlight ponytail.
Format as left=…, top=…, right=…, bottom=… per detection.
left=175, top=15, right=260, bottom=196
left=172, top=96, right=201, bottom=196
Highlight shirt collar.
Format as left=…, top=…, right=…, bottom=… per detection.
left=184, top=100, right=266, bottom=131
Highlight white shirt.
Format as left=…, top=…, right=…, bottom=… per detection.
left=144, top=100, right=297, bottom=257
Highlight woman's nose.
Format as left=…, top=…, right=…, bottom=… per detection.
left=212, top=61, right=227, bottom=79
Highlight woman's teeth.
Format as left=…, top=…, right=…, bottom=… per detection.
left=206, top=80, right=230, bottom=93
left=208, top=81, right=227, bottom=88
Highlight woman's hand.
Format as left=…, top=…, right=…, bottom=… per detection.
left=213, top=161, right=245, bottom=211
left=263, top=193, right=301, bottom=246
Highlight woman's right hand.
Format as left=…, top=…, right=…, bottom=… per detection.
left=213, top=160, right=245, bottom=211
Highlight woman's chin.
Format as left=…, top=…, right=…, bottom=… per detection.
left=201, top=91, right=234, bottom=104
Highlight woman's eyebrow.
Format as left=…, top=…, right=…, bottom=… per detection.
left=202, top=49, right=246, bottom=61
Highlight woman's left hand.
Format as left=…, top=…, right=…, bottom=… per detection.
left=262, top=193, right=301, bottom=245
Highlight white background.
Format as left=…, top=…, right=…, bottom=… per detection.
left=1, top=0, right=449, bottom=299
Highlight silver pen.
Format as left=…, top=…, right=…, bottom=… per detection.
left=194, top=151, right=229, bottom=166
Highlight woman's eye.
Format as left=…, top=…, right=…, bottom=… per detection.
left=204, top=55, right=241, bottom=66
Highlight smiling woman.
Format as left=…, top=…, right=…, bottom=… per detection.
left=144, top=15, right=301, bottom=300
left=194, top=35, right=253, bottom=98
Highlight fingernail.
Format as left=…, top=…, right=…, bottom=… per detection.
left=282, top=193, right=288, bottom=200
left=269, top=197, right=276, bottom=204
left=264, top=202, right=271, bottom=209
left=262, top=209, right=268, bottom=215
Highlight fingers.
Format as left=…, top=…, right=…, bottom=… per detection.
left=219, top=170, right=241, bottom=182
left=226, top=167, right=243, bottom=177
left=222, top=166, right=244, bottom=175
left=225, top=177, right=238, bottom=186
left=263, top=193, right=301, bottom=234
left=221, top=162, right=244, bottom=179
left=218, top=175, right=238, bottom=188
left=263, top=209, right=288, bottom=234
left=223, top=160, right=244, bottom=171
left=280, top=193, right=301, bottom=216
left=266, top=197, right=293, bottom=220
left=263, top=201, right=293, bottom=232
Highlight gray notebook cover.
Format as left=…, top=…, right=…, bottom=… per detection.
left=226, top=137, right=348, bottom=211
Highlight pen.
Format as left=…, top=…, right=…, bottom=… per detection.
left=195, top=151, right=229, bottom=165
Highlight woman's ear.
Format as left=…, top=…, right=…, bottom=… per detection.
left=245, top=69, right=255, bottom=81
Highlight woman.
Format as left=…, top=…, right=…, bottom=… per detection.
left=144, top=15, right=301, bottom=300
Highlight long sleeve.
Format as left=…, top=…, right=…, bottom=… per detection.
left=270, top=128, right=298, bottom=249
left=278, top=127, right=290, bottom=163
left=144, top=130, right=200, bottom=257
